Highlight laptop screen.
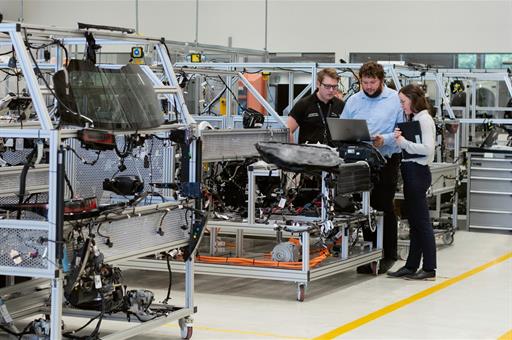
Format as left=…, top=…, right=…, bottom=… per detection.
left=326, top=118, right=371, bottom=142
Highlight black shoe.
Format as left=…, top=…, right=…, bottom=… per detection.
left=357, top=260, right=395, bottom=275
left=387, top=266, right=416, bottom=278
left=405, top=269, right=436, bottom=281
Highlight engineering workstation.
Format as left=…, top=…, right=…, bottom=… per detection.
left=0, top=19, right=510, bottom=339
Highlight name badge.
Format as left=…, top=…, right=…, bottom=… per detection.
left=307, top=112, right=319, bottom=118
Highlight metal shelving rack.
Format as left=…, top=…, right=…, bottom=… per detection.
left=0, top=22, right=200, bottom=339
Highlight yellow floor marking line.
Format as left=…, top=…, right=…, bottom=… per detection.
left=162, top=323, right=309, bottom=339
left=314, top=252, right=512, bottom=340
left=498, top=329, right=512, bottom=340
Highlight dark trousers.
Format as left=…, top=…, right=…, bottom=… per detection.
left=364, top=153, right=401, bottom=261
left=401, top=162, right=437, bottom=271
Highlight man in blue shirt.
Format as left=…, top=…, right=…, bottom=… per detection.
left=341, top=61, right=403, bottom=274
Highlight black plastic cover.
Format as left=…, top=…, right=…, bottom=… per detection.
left=255, top=142, right=342, bottom=173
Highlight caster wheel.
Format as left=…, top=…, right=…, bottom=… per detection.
left=297, top=284, right=305, bottom=302
left=181, top=326, right=193, bottom=339
left=442, top=232, right=454, bottom=245
left=179, top=318, right=193, bottom=339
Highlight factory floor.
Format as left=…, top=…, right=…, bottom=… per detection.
left=79, top=230, right=511, bottom=339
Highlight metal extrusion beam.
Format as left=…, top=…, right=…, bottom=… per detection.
left=435, top=74, right=455, bottom=119
left=283, top=82, right=312, bottom=115
left=459, top=118, right=512, bottom=124
left=175, top=66, right=238, bottom=77
left=100, top=308, right=194, bottom=340
left=155, top=44, right=196, bottom=126
left=176, top=62, right=316, bottom=71
left=7, top=28, right=53, bottom=130
left=504, top=75, right=512, bottom=97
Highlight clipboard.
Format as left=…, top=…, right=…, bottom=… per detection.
left=397, top=121, right=423, bottom=159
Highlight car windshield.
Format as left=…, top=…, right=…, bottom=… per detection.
left=53, top=59, right=164, bottom=130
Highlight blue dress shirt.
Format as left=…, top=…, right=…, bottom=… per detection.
left=341, top=86, right=404, bottom=157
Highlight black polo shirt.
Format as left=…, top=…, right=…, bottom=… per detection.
left=289, top=92, right=345, bottom=144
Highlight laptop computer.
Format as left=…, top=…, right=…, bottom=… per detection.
left=326, top=118, right=372, bottom=142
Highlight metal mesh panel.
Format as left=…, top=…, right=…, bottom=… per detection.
left=95, top=208, right=189, bottom=261
left=1, top=148, right=37, bottom=165
left=71, top=138, right=168, bottom=199
left=0, top=165, right=49, bottom=196
left=0, top=193, right=49, bottom=221
left=0, top=227, right=48, bottom=269
left=202, top=129, right=288, bottom=162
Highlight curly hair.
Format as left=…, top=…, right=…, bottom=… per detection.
left=359, top=61, right=385, bottom=81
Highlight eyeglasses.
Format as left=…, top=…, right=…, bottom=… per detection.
left=321, top=83, right=338, bottom=90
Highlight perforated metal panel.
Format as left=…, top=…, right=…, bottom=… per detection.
left=71, top=138, right=169, bottom=199
left=201, top=128, right=288, bottom=162
left=1, top=148, right=37, bottom=165
left=0, top=227, right=48, bottom=269
left=0, top=165, right=49, bottom=196
left=94, top=207, right=189, bottom=262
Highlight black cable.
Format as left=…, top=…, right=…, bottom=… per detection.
left=56, top=40, right=69, bottom=65
left=216, top=75, right=244, bottom=110
left=23, top=29, right=83, bottom=124
left=276, top=67, right=312, bottom=74
left=114, top=135, right=134, bottom=159
left=172, top=93, right=181, bottom=123
left=0, top=48, right=14, bottom=56
left=241, top=68, right=263, bottom=74
left=96, top=222, right=110, bottom=240
left=127, top=311, right=161, bottom=322
left=17, top=145, right=38, bottom=219
left=64, top=276, right=105, bottom=339
left=161, top=41, right=172, bottom=61
left=66, top=145, right=101, bottom=166
left=62, top=313, right=101, bottom=338
left=202, top=86, right=226, bottom=116
left=0, top=68, right=18, bottom=77
left=89, top=291, right=105, bottom=338
left=149, top=138, right=154, bottom=202
left=18, top=321, right=34, bottom=340
left=162, top=252, right=173, bottom=304
left=0, top=324, right=29, bottom=337
left=64, top=171, right=74, bottom=199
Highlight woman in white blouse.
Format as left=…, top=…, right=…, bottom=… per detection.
left=387, top=84, right=437, bottom=281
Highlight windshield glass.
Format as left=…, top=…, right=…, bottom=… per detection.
left=53, top=59, right=164, bottom=130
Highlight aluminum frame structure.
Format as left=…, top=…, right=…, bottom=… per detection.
left=0, top=22, right=200, bottom=339
left=123, top=163, right=384, bottom=302
left=438, top=69, right=512, bottom=148
left=174, top=62, right=317, bottom=130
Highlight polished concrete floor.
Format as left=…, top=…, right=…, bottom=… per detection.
left=69, top=230, right=512, bottom=339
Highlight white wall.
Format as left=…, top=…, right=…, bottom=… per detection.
left=2, top=0, right=510, bottom=60
left=1, top=0, right=23, bottom=21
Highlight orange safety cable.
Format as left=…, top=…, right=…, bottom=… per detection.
left=197, top=248, right=330, bottom=269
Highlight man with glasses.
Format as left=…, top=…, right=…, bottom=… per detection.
left=287, top=68, right=344, bottom=144
left=341, top=61, right=403, bottom=275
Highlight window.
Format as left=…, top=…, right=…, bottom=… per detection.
left=484, top=54, right=512, bottom=69
left=457, top=54, right=477, bottom=68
